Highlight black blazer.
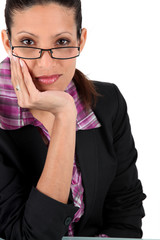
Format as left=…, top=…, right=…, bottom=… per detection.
left=0, top=81, right=146, bottom=240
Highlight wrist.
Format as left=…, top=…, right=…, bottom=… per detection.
left=54, top=100, right=77, bottom=120
left=55, top=108, right=77, bottom=123
left=49, top=93, right=77, bottom=119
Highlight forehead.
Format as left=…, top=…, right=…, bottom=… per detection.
left=11, top=3, right=76, bottom=35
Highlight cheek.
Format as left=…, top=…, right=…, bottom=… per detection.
left=64, top=59, right=76, bottom=78
left=23, top=60, right=35, bottom=77
left=59, top=60, right=76, bottom=90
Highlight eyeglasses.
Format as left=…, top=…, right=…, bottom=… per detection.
left=10, top=44, right=80, bottom=60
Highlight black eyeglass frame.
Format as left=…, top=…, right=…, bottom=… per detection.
left=10, top=45, right=81, bottom=60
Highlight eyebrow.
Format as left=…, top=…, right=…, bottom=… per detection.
left=17, top=31, right=73, bottom=37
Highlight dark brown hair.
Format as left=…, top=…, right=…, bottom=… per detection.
left=4, top=0, right=99, bottom=110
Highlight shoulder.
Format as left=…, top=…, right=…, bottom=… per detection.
left=92, top=80, right=127, bottom=113
left=91, top=80, right=128, bottom=126
left=92, top=80, right=123, bottom=101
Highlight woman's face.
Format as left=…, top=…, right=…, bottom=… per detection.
left=2, top=3, right=87, bottom=92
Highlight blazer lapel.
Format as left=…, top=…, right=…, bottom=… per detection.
left=75, top=128, right=99, bottom=230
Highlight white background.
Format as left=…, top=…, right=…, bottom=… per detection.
left=0, top=0, right=160, bottom=239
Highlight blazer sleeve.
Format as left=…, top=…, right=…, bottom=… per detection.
left=0, top=129, right=78, bottom=240
left=100, top=84, right=146, bottom=238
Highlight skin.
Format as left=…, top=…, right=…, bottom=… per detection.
left=1, top=4, right=87, bottom=127
left=2, top=4, right=87, bottom=91
left=1, top=3, right=87, bottom=204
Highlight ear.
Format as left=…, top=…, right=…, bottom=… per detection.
left=79, top=28, right=87, bottom=53
left=1, top=29, right=11, bottom=54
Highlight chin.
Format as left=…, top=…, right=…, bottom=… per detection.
left=36, top=84, right=63, bottom=92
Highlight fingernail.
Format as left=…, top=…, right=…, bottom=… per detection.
left=8, top=51, right=12, bottom=59
left=20, top=59, right=23, bottom=67
left=13, top=56, right=17, bottom=62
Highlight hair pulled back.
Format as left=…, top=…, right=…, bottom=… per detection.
left=4, top=0, right=99, bottom=110
left=5, top=0, right=82, bottom=38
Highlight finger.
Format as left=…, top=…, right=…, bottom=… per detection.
left=10, top=57, right=25, bottom=95
left=9, top=54, right=30, bottom=107
left=15, top=58, right=29, bottom=94
left=20, top=59, right=39, bottom=96
left=14, top=58, right=33, bottom=108
left=9, top=54, right=20, bottom=91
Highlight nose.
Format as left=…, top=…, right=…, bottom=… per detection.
left=37, top=49, right=56, bottom=68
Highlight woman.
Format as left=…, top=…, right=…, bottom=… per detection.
left=0, top=0, right=146, bottom=240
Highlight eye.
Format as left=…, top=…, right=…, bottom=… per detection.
left=20, top=39, right=35, bottom=46
left=56, top=38, right=70, bottom=46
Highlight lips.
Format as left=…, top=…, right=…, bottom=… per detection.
left=35, top=74, right=61, bottom=85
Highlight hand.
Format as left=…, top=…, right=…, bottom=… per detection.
left=9, top=54, right=77, bottom=117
